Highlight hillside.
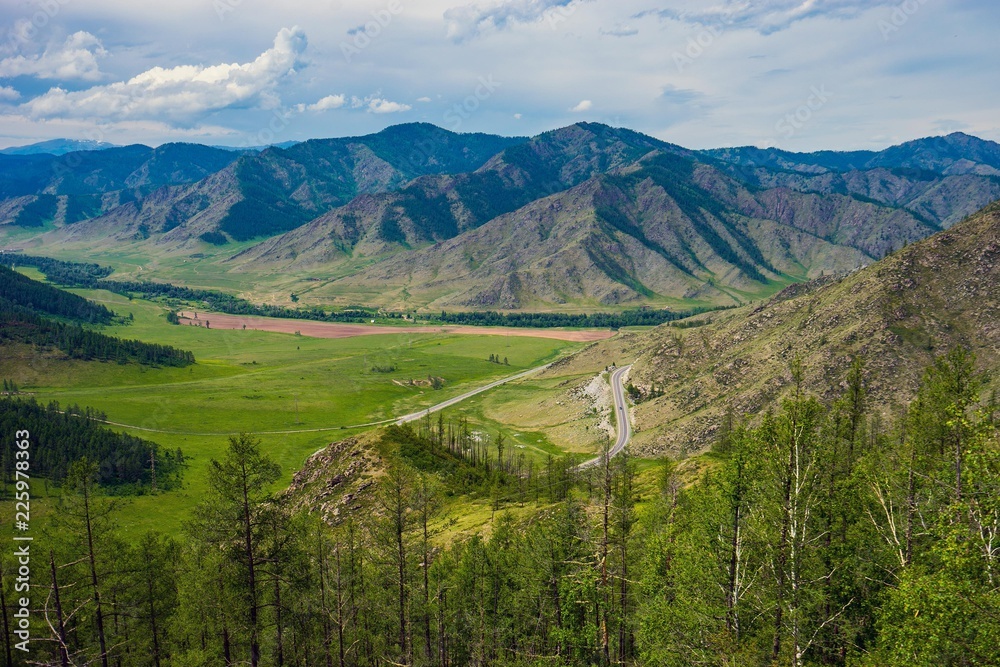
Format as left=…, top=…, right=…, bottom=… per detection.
left=3, top=124, right=1000, bottom=312
left=241, top=148, right=934, bottom=309
left=28, top=124, right=525, bottom=246
left=615, top=200, right=1000, bottom=455
left=0, top=138, right=120, bottom=155
left=703, top=131, right=1000, bottom=176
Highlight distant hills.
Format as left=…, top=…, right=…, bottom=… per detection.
left=622, top=200, right=1000, bottom=455
left=2, top=123, right=999, bottom=310
left=0, top=138, right=120, bottom=156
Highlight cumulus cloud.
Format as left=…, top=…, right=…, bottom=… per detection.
left=0, top=86, right=20, bottom=102
left=0, top=31, right=107, bottom=81
left=570, top=99, right=592, bottom=112
left=651, top=0, right=897, bottom=34
left=298, top=94, right=346, bottom=112
left=417, top=96, right=432, bottom=103
left=22, top=27, right=307, bottom=121
left=445, top=0, right=580, bottom=42
left=366, top=97, right=411, bottom=114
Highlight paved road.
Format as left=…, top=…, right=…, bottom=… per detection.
left=395, top=363, right=550, bottom=424
left=82, top=363, right=552, bottom=437
left=578, top=364, right=633, bottom=469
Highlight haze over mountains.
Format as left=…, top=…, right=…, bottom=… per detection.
left=3, top=124, right=999, bottom=310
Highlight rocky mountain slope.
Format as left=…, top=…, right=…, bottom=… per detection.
left=2, top=124, right=523, bottom=243
left=3, top=124, right=999, bottom=312
left=237, top=144, right=936, bottom=309
left=620, top=200, right=1000, bottom=456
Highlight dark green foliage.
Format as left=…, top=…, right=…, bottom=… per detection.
left=13, top=194, right=58, bottom=227
left=19, top=350, right=997, bottom=667
left=378, top=209, right=408, bottom=244
left=428, top=304, right=730, bottom=328
left=0, top=265, right=195, bottom=366
left=397, top=187, right=458, bottom=240
left=0, top=252, right=113, bottom=284
left=0, top=397, right=183, bottom=492
left=218, top=194, right=314, bottom=241
left=64, top=194, right=105, bottom=223
left=0, top=264, right=113, bottom=323
left=198, top=230, right=229, bottom=245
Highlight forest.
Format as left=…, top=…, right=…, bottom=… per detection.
left=2, top=348, right=996, bottom=666
left=0, top=265, right=195, bottom=367
left=424, top=306, right=730, bottom=329
left=0, top=397, right=184, bottom=494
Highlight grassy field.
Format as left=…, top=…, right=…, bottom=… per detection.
left=1, top=286, right=587, bottom=536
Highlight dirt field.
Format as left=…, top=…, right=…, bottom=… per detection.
left=177, top=311, right=617, bottom=342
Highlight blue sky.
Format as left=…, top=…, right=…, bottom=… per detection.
left=0, top=0, right=996, bottom=151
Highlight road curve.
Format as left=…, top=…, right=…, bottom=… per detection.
left=578, top=364, right=633, bottom=470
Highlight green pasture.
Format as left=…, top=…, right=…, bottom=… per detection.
left=3, top=287, right=585, bottom=536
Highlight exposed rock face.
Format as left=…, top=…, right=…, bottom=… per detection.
left=285, top=433, right=385, bottom=525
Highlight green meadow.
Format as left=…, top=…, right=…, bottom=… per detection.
left=2, top=286, right=586, bottom=536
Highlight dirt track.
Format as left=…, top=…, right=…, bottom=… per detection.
left=177, top=311, right=616, bottom=342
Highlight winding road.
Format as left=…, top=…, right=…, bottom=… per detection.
left=578, top=364, right=633, bottom=469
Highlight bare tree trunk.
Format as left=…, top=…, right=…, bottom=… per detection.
left=82, top=481, right=110, bottom=667
left=49, top=552, right=70, bottom=667
left=239, top=466, right=261, bottom=667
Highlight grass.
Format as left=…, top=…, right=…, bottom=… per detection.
left=1, top=287, right=585, bottom=537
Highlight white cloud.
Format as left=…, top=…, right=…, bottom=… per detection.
left=417, top=96, right=432, bottom=103
left=303, top=94, right=346, bottom=112
left=0, top=86, right=20, bottom=102
left=570, top=99, right=592, bottom=112
left=22, top=27, right=307, bottom=121
left=600, top=25, right=638, bottom=37
left=367, top=97, right=411, bottom=114
left=0, top=32, right=107, bottom=81
left=653, top=0, right=898, bottom=35
left=514, top=113, right=522, bottom=119
left=445, top=0, right=580, bottom=42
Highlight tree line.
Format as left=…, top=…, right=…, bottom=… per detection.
left=0, top=263, right=195, bottom=367
left=0, top=397, right=184, bottom=495
left=0, top=265, right=114, bottom=324
left=2, top=347, right=995, bottom=666
left=2, top=253, right=730, bottom=330
left=423, top=305, right=731, bottom=329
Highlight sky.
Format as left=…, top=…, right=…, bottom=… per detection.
left=0, top=0, right=997, bottom=151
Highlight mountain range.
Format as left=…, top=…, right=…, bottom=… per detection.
left=2, top=124, right=999, bottom=310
